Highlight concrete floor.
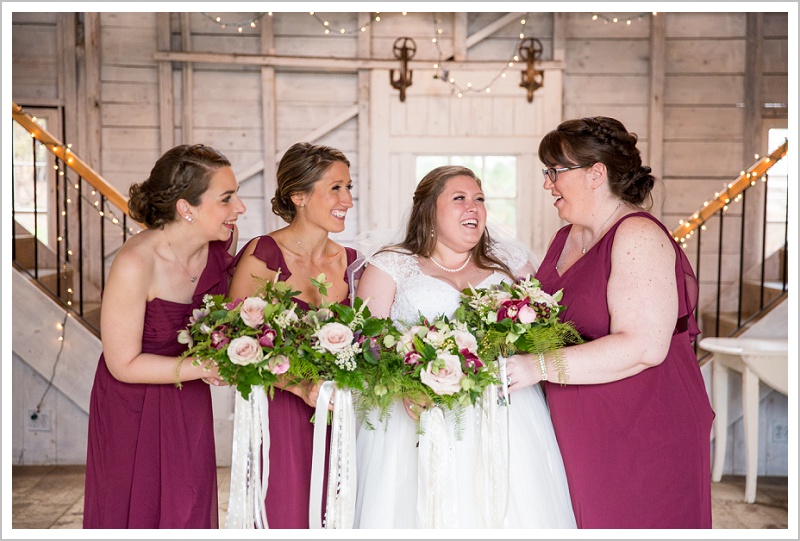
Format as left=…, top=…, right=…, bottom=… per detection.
left=8, top=465, right=790, bottom=531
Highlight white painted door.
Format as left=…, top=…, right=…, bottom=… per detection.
left=365, top=65, right=564, bottom=261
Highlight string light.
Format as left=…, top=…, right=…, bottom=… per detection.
left=591, top=12, right=656, bottom=25
left=432, top=13, right=530, bottom=97
left=201, top=12, right=271, bottom=31
left=671, top=139, right=788, bottom=247
left=308, top=11, right=387, bottom=36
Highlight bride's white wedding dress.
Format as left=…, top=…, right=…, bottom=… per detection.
left=354, top=243, right=576, bottom=529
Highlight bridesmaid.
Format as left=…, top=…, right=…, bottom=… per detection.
left=228, top=141, right=357, bottom=528
left=83, top=144, right=246, bottom=528
left=506, top=116, right=714, bottom=528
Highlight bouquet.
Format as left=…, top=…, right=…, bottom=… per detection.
left=356, top=314, right=498, bottom=433
left=453, top=274, right=583, bottom=384
left=177, top=273, right=399, bottom=400
left=176, top=275, right=304, bottom=398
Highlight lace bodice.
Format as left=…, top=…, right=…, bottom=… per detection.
left=366, top=242, right=530, bottom=328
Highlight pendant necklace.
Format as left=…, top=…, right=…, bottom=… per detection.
left=296, top=240, right=327, bottom=277
left=164, top=230, right=198, bottom=283
left=430, top=252, right=472, bottom=273
left=581, top=201, right=623, bottom=254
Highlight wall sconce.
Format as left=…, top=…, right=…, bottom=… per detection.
left=390, top=37, right=417, bottom=102
left=518, top=37, right=544, bottom=103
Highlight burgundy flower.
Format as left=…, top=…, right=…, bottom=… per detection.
left=211, top=329, right=230, bottom=350
left=404, top=352, right=423, bottom=366
left=258, top=327, right=277, bottom=348
left=225, top=298, right=244, bottom=310
left=496, top=298, right=530, bottom=322
left=461, top=349, right=484, bottom=374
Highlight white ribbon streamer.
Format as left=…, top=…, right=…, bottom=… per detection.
left=309, top=382, right=357, bottom=529
left=478, top=366, right=510, bottom=528
left=417, top=406, right=458, bottom=528
left=226, top=386, right=270, bottom=529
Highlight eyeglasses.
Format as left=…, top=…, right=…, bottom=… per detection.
left=542, top=165, right=584, bottom=182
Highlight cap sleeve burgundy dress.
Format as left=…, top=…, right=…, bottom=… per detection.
left=83, top=238, right=234, bottom=528
left=234, top=235, right=358, bottom=529
left=535, top=211, right=714, bottom=529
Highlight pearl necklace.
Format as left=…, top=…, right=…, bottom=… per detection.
left=429, top=253, right=472, bottom=273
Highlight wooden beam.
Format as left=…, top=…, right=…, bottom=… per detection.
left=648, top=12, right=666, bottom=218
left=180, top=13, right=193, bottom=144
left=260, top=14, right=278, bottom=233
left=357, top=12, right=372, bottom=234
left=157, top=13, right=174, bottom=153
left=153, top=50, right=560, bottom=72
left=453, top=13, right=467, bottom=61
left=465, top=12, right=525, bottom=50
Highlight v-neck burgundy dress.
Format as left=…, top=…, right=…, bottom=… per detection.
left=83, top=239, right=233, bottom=528
left=535, top=212, right=714, bottom=529
left=235, top=235, right=358, bottom=529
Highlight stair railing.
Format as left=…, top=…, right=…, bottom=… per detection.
left=671, top=139, right=789, bottom=364
left=11, top=102, right=143, bottom=337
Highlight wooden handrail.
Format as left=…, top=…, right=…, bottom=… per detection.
left=12, top=102, right=135, bottom=220
left=672, top=139, right=788, bottom=243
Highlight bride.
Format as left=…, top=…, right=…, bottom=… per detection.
left=353, top=165, right=576, bottom=529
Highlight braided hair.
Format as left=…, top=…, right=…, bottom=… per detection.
left=538, top=116, right=656, bottom=209
left=128, top=144, right=231, bottom=228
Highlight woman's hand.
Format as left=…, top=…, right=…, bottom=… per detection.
left=289, top=380, right=335, bottom=411
left=402, top=396, right=431, bottom=421
left=505, top=353, right=542, bottom=393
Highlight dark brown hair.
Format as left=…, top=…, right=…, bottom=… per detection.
left=271, top=142, right=351, bottom=223
left=127, top=144, right=231, bottom=228
left=538, top=116, right=656, bottom=209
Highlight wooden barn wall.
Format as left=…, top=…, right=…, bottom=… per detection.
left=10, top=11, right=789, bottom=254
left=9, top=10, right=791, bottom=472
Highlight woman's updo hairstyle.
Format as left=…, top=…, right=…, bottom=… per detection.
left=127, top=144, right=231, bottom=228
left=271, top=142, right=351, bottom=223
left=538, top=116, right=657, bottom=209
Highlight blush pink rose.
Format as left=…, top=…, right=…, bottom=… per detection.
left=315, top=322, right=354, bottom=354
left=267, top=354, right=290, bottom=375
left=517, top=305, right=538, bottom=324
left=227, top=336, right=264, bottom=365
left=240, top=296, right=268, bottom=328
left=420, top=353, right=465, bottom=396
left=452, top=329, right=478, bottom=355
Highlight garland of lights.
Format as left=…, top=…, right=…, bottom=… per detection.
left=591, top=12, right=657, bottom=25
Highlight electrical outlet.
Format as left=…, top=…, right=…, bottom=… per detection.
left=28, top=409, right=51, bottom=432
left=771, top=422, right=788, bottom=443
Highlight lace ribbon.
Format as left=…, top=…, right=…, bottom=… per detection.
left=416, top=405, right=458, bottom=528
left=478, top=356, right=510, bottom=527
left=309, top=382, right=357, bottom=529
left=225, top=386, right=270, bottom=528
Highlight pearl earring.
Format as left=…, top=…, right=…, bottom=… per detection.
left=185, top=215, right=194, bottom=223
left=430, top=229, right=435, bottom=238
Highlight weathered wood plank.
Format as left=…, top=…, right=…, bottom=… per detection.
left=763, top=38, right=788, bottom=73
left=666, top=39, right=746, bottom=74
left=563, top=74, right=648, bottom=104
left=102, top=102, right=160, bottom=127
left=664, top=141, right=745, bottom=178
left=565, top=39, right=651, bottom=74
left=101, top=81, right=159, bottom=104
left=664, top=106, right=745, bottom=140
left=565, top=11, right=653, bottom=39
left=665, top=12, right=746, bottom=38
left=275, top=72, right=358, bottom=102
left=101, top=65, right=159, bottom=84
left=664, top=75, right=745, bottom=105
left=100, top=26, right=158, bottom=66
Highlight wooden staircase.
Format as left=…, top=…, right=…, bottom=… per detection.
left=13, top=221, right=102, bottom=334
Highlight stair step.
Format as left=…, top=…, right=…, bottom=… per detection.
left=14, top=235, right=58, bottom=269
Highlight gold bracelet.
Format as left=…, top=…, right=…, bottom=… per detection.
left=537, top=352, right=548, bottom=381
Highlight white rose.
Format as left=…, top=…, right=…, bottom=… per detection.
left=420, top=353, right=465, bottom=396
left=452, top=329, right=478, bottom=354
left=227, top=336, right=264, bottom=365
left=315, top=322, right=354, bottom=354
left=240, top=296, right=268, bottom=328
left=400, top=325, right=427, bottom=353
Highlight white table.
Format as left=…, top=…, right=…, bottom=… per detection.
left=699, top=337, right=788, bottom=503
